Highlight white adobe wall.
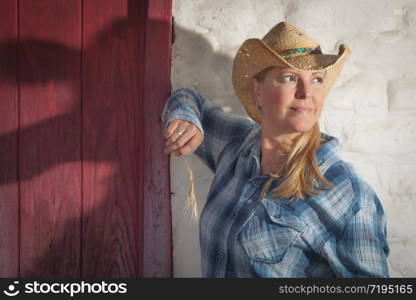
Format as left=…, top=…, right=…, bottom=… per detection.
left=169, top=0, right=416, bottom=277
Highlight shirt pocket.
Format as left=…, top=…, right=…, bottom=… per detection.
left=237, top=198, right=307, bottom=264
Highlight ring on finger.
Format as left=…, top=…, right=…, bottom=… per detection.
left=176, top=129, right=186, bottom=136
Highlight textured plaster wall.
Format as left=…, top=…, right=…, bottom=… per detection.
left=169, top=0, right=416, bottom=277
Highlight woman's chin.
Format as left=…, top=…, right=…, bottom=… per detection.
left=288, top=121, right=314, bottom=133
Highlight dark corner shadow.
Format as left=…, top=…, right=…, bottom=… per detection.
left=170, top=20, right=242, bottom=112
left=0, top=0, right=233, bottom=277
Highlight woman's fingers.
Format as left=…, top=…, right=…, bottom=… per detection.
left=163, top=120, right=199, bottom=155
left=163, top=119, right=180, bottom=139
left=174, top=134, right=200, bottom=157
left=164, top=123, right=192, bottom=150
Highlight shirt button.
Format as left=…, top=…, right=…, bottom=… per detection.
left=230, top=212, right=237, bottom=219
left=218, top=252, right=225, bottom=260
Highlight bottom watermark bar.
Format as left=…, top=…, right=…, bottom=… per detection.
left=0, top=278, right=415, bottom=299
left=1, top=279, right=127, bottom=298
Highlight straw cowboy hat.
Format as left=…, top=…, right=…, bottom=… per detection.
left=232, top=21, right=351, bottom=124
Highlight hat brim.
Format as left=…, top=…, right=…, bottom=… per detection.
left=232, top=38, right=351, bottom=123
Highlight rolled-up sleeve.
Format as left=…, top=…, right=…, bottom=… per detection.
left=161, top=88, right=205, bottom=142
left=321, top=198, right=390, bottom=278
left=161, top=87, right=254, bottom=172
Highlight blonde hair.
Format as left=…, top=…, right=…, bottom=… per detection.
left=253, top=66, right=335, bottom=201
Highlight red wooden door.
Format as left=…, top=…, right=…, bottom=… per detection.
left=0, top=0, right=172, bottom=277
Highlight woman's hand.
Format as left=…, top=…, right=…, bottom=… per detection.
left=163, top=119, right=202, bottom=157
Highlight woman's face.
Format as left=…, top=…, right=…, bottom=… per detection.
left=252, top=66, right=326, bottom=133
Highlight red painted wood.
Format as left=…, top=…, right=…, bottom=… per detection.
left=0, top=0, right=173, bottom=278
left=19, top=0, right=82, bottom=277
left=82, top=0, right=142, bottom=277
left=0, top=0, right=19, bottom=277
left=142, top=0, right=173, bottom=277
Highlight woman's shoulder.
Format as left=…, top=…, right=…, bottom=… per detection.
left=324, top=159, right=381, bottom=210
left=294, top=159, right=386, bottom=251
left=298, top=159, right=383, bottom=235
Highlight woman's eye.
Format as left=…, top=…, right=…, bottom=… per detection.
left=279, top=75, right=324, bottom=84
left=280, top=75, right=296, bottom=83
left=313, top=76, right=324, bottom=84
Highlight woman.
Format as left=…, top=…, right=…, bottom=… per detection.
left=161, top=22, right=390, bottom=278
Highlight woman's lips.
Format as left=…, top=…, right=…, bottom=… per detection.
left=290, top=107, right=312, bottom=114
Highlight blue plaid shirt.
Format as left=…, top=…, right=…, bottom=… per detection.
left=161, top=88, right=390, bottom=278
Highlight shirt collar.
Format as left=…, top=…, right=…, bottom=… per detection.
left=237, top=124, right=341, bottom=182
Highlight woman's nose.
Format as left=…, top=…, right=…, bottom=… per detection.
left=294, top=79, right=312, bottom=99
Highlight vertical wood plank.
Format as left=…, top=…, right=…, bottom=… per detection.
left=19, top=0, right=82, bottom=277
left=0, top=0, right=19, bottom=277
left=142, top=0, right=173, bottom=277
left=82, top=0, right=140, bottom=276
left=137, top=0, right=146, bottom=278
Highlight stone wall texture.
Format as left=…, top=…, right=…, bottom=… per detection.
left=169, top=0, right=416, bottom=277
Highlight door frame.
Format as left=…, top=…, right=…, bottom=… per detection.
left=140, top=0, right=173, bottom=277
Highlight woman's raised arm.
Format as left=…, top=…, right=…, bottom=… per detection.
left=161, top=88, right=255, bottom=173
